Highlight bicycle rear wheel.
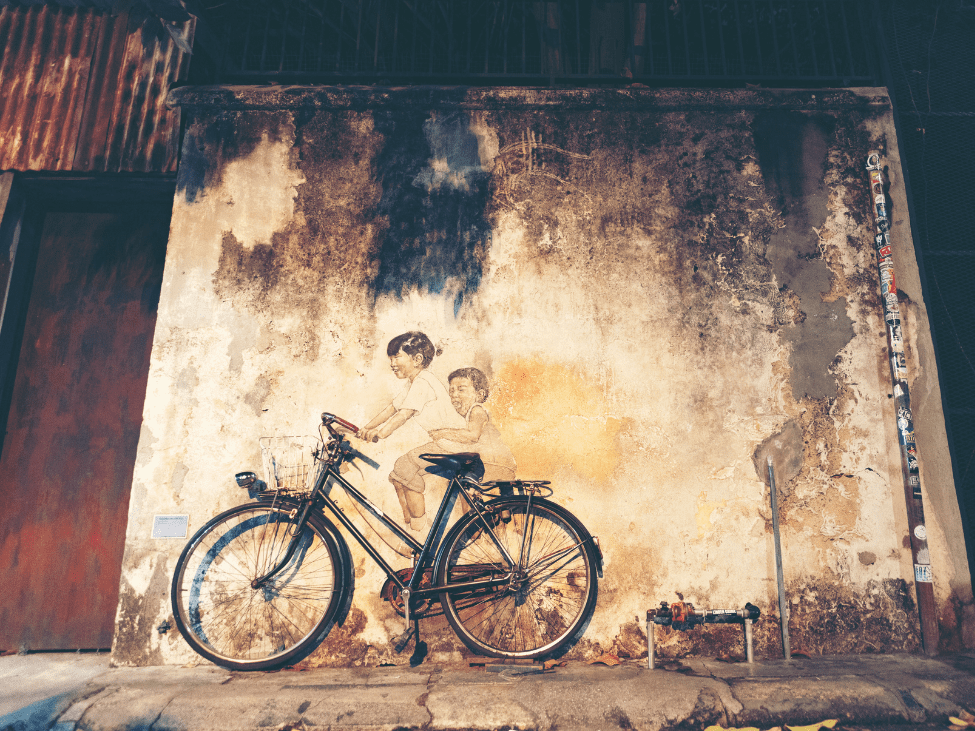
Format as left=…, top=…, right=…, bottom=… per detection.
left=171, top=503, right=342, bottom=670
left=435, top=497, right=598, bottom=659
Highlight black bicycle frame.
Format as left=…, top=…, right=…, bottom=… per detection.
left=253, top=448, right=518, bottom=604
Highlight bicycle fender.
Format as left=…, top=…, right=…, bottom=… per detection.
left=433, top=496, right=603, bottom=580
left=309, top=512, right=356, bottom=626
left=488, top=496, right=603, bottom=577
left=253, top=495, right=356, bottom=624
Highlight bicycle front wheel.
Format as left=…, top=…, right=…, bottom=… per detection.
left=171, top=503, right=342, bottom=670
left=435, top=498, right=598, bottom=659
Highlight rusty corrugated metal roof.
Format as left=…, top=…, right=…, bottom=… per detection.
left=0, top=4, right=193, bottom=173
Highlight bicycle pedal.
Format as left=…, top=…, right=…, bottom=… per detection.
left=392, top=627, right=414, bottom=653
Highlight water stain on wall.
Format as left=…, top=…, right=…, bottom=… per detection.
left=177, top=112, right=293, bottom=204
left=491, top=357, right=624, bottom=483
left=291, top=111, right=384, bottom=292
left=485, top=109, right=789, bottom=356
left=753, top=419, right=804, bottom=495
left=113, top=553, right=170, bottom=665
left=205, top=109, right=497, bottom=326
left=371, top=111, right=493, bottom=314
left=208, top=112, right=370, bottom=323
left=216, top=230, right=281, bottom=304
left=753, top=111, right=854, bottom=401
left=940, top=588, right=975, bottom=651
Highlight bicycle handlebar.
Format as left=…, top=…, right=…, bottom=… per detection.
left=321, top=412, right=379, bottom=442
left=322, top=412, right=359, bottom=432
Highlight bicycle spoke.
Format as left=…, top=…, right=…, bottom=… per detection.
left=525, top=545, right=586, bottom=582
left=267, top=598, right=309, bottom=642
left=219, top=590, right=261, bottom=655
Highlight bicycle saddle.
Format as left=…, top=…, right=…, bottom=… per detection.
left=419, top=452, right=485, bottom=480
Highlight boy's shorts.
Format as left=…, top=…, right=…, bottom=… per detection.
left=389, top=443, right=438, bottom=493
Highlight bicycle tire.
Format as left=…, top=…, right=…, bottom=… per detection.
left=434, top=497, right=598, bottom=659
left=171, top=502, right=344, bottom=670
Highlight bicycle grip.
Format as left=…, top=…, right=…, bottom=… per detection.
left=322, top=412, right=360, bottom=433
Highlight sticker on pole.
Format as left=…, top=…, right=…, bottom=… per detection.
left=152, top=514, right=189, bottom=539
left=914, top=564, right=933, bottom=583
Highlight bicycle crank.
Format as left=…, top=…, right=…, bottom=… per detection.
left=380, top=567, right=440, bottom=618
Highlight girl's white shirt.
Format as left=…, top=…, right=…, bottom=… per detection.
left=392, top=370, right=465, bottom=434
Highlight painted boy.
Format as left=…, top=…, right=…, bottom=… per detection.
left=428, top=367, right=517, bottom=485
left=359, top=331, right=464, bottom=530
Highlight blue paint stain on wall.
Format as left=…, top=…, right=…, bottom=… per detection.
left=372, top=111, right=492, bottom=314
left=177, top=114, right=278, bottom=204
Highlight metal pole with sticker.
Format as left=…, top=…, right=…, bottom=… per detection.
left=865, top=153, right=938, bottom=654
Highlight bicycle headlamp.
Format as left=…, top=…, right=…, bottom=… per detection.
left=235, top=471, right=267, bottom=497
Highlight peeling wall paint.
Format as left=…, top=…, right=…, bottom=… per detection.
left=112, top=87, right=971, bottom=666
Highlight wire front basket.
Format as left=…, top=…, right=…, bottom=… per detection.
left=259, top=436, right=323, bottom=495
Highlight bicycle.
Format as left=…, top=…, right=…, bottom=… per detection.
left=171, top=412, right=602, bottom=671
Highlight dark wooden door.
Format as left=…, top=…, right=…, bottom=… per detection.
left=0, top=206, right=168, bottom=650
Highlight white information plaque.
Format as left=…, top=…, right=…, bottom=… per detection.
left=152, top=514, right=189, bottom=539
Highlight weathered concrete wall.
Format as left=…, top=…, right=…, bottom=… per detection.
left=113, top=86, right=972, bottom=666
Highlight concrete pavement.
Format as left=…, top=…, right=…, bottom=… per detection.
left=2, top=651, right=975, bottom=731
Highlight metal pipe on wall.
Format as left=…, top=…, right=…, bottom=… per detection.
left=768, top=457, right=791, bottom=660
left=865, top=153, right=939, bottom=655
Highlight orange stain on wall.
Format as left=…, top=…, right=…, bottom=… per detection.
left=489, top=358, right=624, bottom=483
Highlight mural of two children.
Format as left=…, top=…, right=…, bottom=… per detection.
left=358, top=331, right=516, bottom=531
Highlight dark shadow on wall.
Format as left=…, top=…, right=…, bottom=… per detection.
left=178, top=107, right=492, bottom=314
left=370, top=111, right=492, bottom=314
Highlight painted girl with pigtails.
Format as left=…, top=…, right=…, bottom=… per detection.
left=359, top=331, right=465, bottom=531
